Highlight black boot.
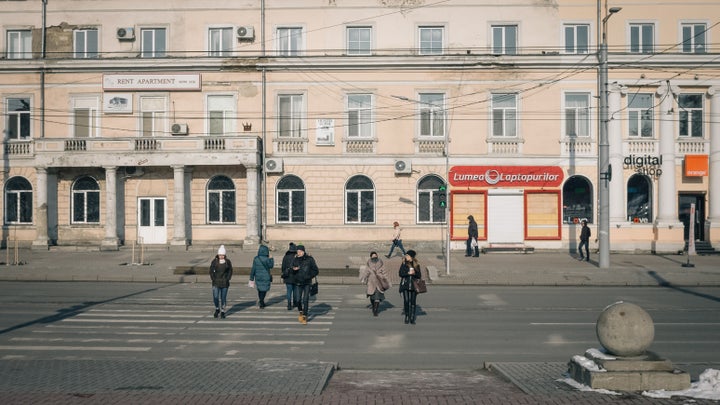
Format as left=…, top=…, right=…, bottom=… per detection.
left=404, top=303, right=410, bottom=324
left=473, top=247, right=480, bottom=257
left=410, top=305, right=416, bottom=324
left=372, top=301, right=379, bottom=316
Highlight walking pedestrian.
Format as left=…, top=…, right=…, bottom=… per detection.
left=578, top=219, right=591, bottom=261
left=281, top=242, right=297, bottom=310
left=466, top=215, right=479, bottom=257
left=291, top=245, right=319, bottom=325
left=386, top=221, right=406, bottom=258
left=249, top=245, right=274, bottom=309
left=398, top=250, right=422, bottom=325
left=209, top=245, right=233, bottom=319
left=360, top=251, right=390, bottom=317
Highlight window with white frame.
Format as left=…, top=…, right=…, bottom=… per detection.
left=419, top=26, right=443, bottom=55
left=207, top=175, right=236, bottom=223
left=564, top=92, right=590, bottom=137
left=417, top=175, right=446, bottom=223
left=628, top=93, right=653, bottom=137
left=6, top=30, right=32, bottom=59
left=630, top=23, right=654, bottom=54
left=277, top=27, right=302, bottom=56
left=72, top=96, right=99, bottom=138
left=74, top=28, right=98, bottom=58
left=5, top=97, right=31, bottom=140
left=277, top=94, right=304, bottom=138
left=277, top=175, right=305, bottom=223
left=682, top=23, right=707, bottom=53
left=207, top=95, right=235, bottom=135
left=209, top=27, right=233, bottom=57
left=139, top=96, right=166, bottom=137
left=564, top=24, right=589, bottom=54
left=345, top=175, right=374, bottom=224
left=347, top=94, right=372, bottom=138
left=347, top=26, right=372, bottom=55
left=72, top=176, right=100, bottom=224
left=492, top=93, right=517, bottom=137
left=4, top=177, right=33, bottom=224
left=492, top=25, right=517, bottom=55
left=679, top=94, right=703, bottom=138
left=419, top=93, right=445, bottom=137
left=141, top=28, right=167, bottom=58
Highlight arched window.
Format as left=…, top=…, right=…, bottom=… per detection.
left=627, top=174, right=652, bottom=223
left=417, top=174, right=446, bottom=223
left=4, top=176, right=33, bottom=224
left=562, top=175, right=593, bottom=223
left=277, top=175, right=305, bottom=223
left=72, top=176, right=100, bottom=223
left=207, top=175, right=236, bottom=223
left=345, top=175, right=374, bottom=224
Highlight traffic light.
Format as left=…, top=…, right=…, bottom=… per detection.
left=438, top=185, right=447, bottom=208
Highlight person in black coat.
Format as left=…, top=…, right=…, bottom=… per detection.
left=209, top=245, right=233, bottom=319
left=291, top=245, right=319, bottom=325
left=578, top=219, right=591, bottom=261
left=398, top=250, right=422, bottom=325
left=281, top=242, right=298, bottom=310
left=466, top=215, right=479, bottom=257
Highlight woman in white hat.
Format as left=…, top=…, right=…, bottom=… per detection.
left=209, top=245, right=233, bottom=318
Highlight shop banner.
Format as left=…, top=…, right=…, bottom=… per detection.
left=450, top=166, right=563, bottom=188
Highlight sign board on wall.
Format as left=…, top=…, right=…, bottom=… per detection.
left=450, top=166, right=564, bottom=188
left=684, top=154, right=708, bottom=177
left=103, top=93, right=133, bottom=114
left=103, top=74, right=202, bottom=91
left=316, top=119, right=335, bottom=145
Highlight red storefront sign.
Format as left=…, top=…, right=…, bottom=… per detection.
left=450, top=166, right=564, bottom=188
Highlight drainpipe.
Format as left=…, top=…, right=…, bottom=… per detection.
left=260, top=0, right=267, bottom=241
left=41, top=0, right=48, bottom=138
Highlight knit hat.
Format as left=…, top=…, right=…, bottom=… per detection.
left=217, top=245, right=226, bottom=255
left=406, top=249, right=416, bottom=258
left=288, top=242, right=297, bottom=253
left=296, top=244, right=306, bottom=252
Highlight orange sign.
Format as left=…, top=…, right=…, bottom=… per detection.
left=684, top=155, right=708, bottom=177
left=450, top=166, right=564, bottom=187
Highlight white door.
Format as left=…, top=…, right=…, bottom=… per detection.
left=137, top=197, right=167, bottom=244
left=487, top=189, right=524, bottom=244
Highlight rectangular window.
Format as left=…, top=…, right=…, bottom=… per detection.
left=277, top=27, right=302, bottom=56
left=7, top=30, right=32, bottom=59
left=141, top=28, right=167, bottom=58
left=278, top=190, right=305, bottom=223
left=73, top=97, right=99, bottom=138
left=682, top=23, right=707, bottom=53
left=6, top=190, right=33, bottom=224
left=347, top=27, right=372, bottom=55
left=6, top=97, right=31, bottom=140
left=564, top=93, right=590, bottom=137
left=630, top=23, right=654, bottom=54
left=679, top=94, right=703, bottom=138
left=419, top=93, right=445, bottom=137
left=347, top=94, right=372, bottom=138
left=139, top=96, right=166, bottom=137
left=628, top=93, right=653, bottom=137
left=564, top=24, right=589, bottom=54
left=492, top=25, right=517, bottom=55
left=209, top=27, right=233, bottom=57
left=278, top=94, right=304, bottom=138
left=492, top=93, right=517, bottom=137
left=207, top=95, right=235, bottom=135
left=74, top=29, right=99, bottom=58
left=419, top=26, right=443, bottom=55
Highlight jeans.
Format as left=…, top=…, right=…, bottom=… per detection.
left=285, top=283, right=296, bottom=306
left=388, top=239, right=406, bottom=257
left=578, top=240, right=589, bottom=259
left=212, top=286, right=229, bottom=310
left=293, top=284, right=311, bottom=316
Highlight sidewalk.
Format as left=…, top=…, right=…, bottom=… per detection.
left=1, top=246, right=719, bottom=286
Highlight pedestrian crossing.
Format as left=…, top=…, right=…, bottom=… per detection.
left=0, top=283, right=341, bottom=361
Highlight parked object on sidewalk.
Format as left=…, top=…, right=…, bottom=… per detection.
left=398, top=250, right=423, bottom=325
left=209, top=245, right=233, bottom=319
left=250, top=245, right=274, bottom=309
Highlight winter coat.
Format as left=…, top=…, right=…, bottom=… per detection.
left=281, top=250, right=297, bottom=284
left=467, top=218, right=479, bottom=240
left=398, top=260, right=422, bottom=292
left=250, top=245, right=274, bottom=292
left=580, top=224, right=591, bottom=242
left=210, top=256, right=233, bottom=288
left=360, top=258, right=390, bottom=295
left=291, top=254, right=319, bottom=286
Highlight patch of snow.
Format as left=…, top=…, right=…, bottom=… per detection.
left=585, top=348, right=616, bottom=360
left=643, top=369, right=720, bottom=401
left=558, top=378, right=621, bottom=395
left=572, top=355, right=606, bottom=372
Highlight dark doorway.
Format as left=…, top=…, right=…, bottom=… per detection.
left=678, top=193, right=705, bottom=241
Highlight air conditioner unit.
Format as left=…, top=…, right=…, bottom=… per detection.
left=171, top=123, right=189, bottom=135
left=116, top=27, right=135, bottom=40
left=264, top=158, right=283, bottom=174
left=123, top=166, right=144, bottom=177
left=237, top=26, right=255, bottom=40
left=394, top=160, right=412, bottom=174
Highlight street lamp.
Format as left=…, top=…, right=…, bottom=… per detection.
left=597, top=3, right=621, bottom=269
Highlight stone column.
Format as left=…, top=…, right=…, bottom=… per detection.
left=171, top=165, right=187, bottom=247
left=101, top=166, right=120, bottom=250
left=32, top=167, right=49, bottom=250
left=608, top=84, right=627, bottom=224
left=707, top=86, right=720, bottom=242
left=244, top=164, right=260, bottom=246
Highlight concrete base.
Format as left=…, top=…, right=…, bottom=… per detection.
left=568, top=350, right=690, bottom=391
left=100, top=237, right=120, bottom=251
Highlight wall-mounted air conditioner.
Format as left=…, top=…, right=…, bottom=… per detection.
left=237, top=26, right=255, bottom=40
left=394, top=160, right=412, bottom=174
left=116, top=27, right=135, bottom=40
left=171, top=123, right=189, bottom=135
left=264, top=158, right=283, bottom=173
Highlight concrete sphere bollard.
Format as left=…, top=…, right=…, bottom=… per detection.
left=596, top=302, right=654, bottom=357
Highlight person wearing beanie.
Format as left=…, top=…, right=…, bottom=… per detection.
left=249, top=245, right=274, bottom=309
left=291, top=244, right=319, bottom=325
left=209, top=245, right=233, bottom=318
left=385, top=221, right=406, bottom=258
left=281, top=242, right=298, bottom=310
left=398, top=249, right=422, bottom=325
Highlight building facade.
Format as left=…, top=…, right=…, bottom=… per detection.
left=2, top=0, right=718, bottom=253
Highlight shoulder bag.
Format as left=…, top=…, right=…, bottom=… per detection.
left=413, top=278, right=427, bottom=294
left=310, top=276, right=319, bottom=296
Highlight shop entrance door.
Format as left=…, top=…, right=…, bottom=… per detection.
left=137, top=197, right=167, bottom=244
left=487, top=189, right=524, bottom=244
left=678, top=194, right=705, bottom=242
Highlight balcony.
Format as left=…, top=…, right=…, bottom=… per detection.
left=560, top=137, right=594, bottom=157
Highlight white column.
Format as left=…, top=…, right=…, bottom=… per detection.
left=32, top=167, right=49, bottom=250
left=171, top=165, right=187, bottom=247
left=244, top=164, right=260, bottom=246
left=707, top=86, right=720, bottom=240
left=655, top=84, right=681, bottom=226
left=608, top=84, right=626, bottom=223
left=101, top=166, right=120, bottom=250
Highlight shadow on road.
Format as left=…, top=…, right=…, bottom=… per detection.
left=648, top=270, right=720, bottom=303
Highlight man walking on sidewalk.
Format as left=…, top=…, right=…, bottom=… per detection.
left=578, top=219, right=590, bottom=261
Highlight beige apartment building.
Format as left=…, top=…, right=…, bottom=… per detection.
left=1, top=0, right=718, bottom=254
